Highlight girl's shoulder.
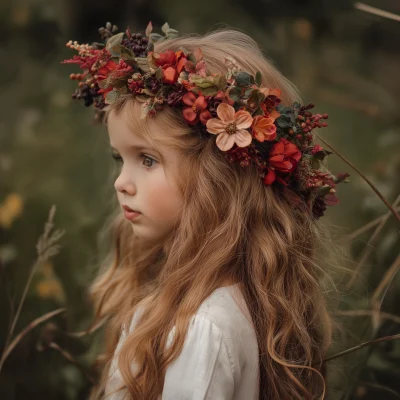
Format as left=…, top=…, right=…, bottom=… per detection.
left=123, top=284, right=257, bottom=351
left=193, top=284, right=257, bottom=344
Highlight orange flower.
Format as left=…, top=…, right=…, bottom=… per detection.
left=251, top=116, right=277, bottom=142
left=163, top=66, right=179, bottom=84
left=175, top=50, right=187, bottom=73
left=206, top=103, right=253, bottom=151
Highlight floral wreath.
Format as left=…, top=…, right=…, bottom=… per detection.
left=61, top=21, right=349, bottom=219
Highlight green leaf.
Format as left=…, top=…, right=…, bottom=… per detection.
left=149, top=33, right=164, bottom=43
left=109, top=44, right=122, bottom=58
left=276, top=105, right=294, bottom=116
left=187, top=53, right=196, bottom=64
left=275, top=115, right=293, bottom=129
left=311, top=159, right=321, bottom=169
left=145, top=21, right=153, bottom=37
left=214, top=75, right=227, bottom=90
left=136, top=57, right=150, bottom=72
left=228, top=86, right=242, bottom=101
left=252, top=106, right=264, bottom=116
left=161, top=22, right=170, bottom=34
left=255, top=71, right=262, bottom=87
left=248, top=90, right=265, bottom=108
left=166, top=28, right=179, bottom=39
left=235, top=72, right=255, bottom=87
left=120, top=45, right=135, bottom=59
left=105, top=90, right=119, bottom=104
left=244, top=87, right=254, bottom=98
left=293, top=101, right=302, bottom=110
left=106, top=32, right=124, bottom=52
left=155, top=67, right=163, bottom=80
left=192, top=86, right=218, bottom=96
left=112, top=79, right=127, bottom=89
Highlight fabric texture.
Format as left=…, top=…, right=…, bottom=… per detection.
left=105, top=284, right=259, bottom=399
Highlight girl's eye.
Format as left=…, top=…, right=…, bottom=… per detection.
left=112, top=153, right=123, bottom=163
left=111, top=153, right=157, bottom=169
left=141, top=154, right=157, bottom=168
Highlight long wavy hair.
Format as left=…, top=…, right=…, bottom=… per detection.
left=88, top=26, right=341, bottom=400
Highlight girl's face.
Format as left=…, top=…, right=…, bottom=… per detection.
left=107, top=106, right=184, bottom=244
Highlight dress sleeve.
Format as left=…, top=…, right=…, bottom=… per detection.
left=161, top=315, right=236, bottom=400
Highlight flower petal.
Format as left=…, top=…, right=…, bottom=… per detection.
left=234, top=130, right=253, bottom=148
left=270, top=140, right=285, bottom=156
left=216, top=103, right=235, bottom=123
left=206, top=118, right=227, bottom=134
left=263, top=169, right=276, bottom=185
left=194, top=95, right=208, bottom=111
left=183, top=108, right=198, bottom=123
left=216, top=132, right=236, bottom=151
left=182, top=92, right=196, bottom=106
left=269, top=109, right=280, bottom=122
left=200, top=110, right=212, bottom=125
left=235, top=110, right=253, bottom=130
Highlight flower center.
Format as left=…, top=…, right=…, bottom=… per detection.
left=192, top=105, right=199, bottom=113
left=225, top=122, right=237, bottom=135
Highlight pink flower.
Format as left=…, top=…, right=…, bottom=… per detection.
left=206, top=103, right=253, bottom=151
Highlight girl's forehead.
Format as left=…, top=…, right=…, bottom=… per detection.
left=107, top=105, right=163, bottom=145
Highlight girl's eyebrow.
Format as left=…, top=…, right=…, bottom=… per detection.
left=110, top=145, right=155, bottom=152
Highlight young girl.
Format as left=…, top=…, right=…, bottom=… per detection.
left=63, top=21, right=347, bottom=400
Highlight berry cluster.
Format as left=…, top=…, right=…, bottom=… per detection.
left=122, top=28, right=150, bottom=58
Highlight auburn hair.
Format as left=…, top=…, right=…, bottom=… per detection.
left=88, top=26, right=340, bottom=400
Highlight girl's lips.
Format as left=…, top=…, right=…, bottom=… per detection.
left=122, top=205, right=141, bottom=221
left=123, top=209, right=141, bottom=221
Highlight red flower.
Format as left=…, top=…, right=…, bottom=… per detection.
left=155, top=50, right=176, bottom=67
left=182, top=92, right=212, bottom=125
left=264, top=138, right=302, bottom=185
left=154, top=50, right=186, bottom=84
left=97, top=60, right=118, bottom=78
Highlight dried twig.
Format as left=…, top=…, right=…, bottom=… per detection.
left=315, top=134, right=400, bottom=223
left=67, top=318, right=106, bottom=338
left=0, top=205, right=65, bottom=373
left=346, top=195, right=400, bottom=289
left=355, top=2, right=400, bottom=23
left=371, top=254, right=400, bottom=330
left=0, top=308, right=66, bottom=372
left=345, top=205, right=400, bottom=241
left=324, top=333, right=400, bottom=363
left=335, top=309, right=400, bottom=325
left=47, top=341, right=95, bottom=384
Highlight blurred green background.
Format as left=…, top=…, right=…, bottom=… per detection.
left=1, top=0, right=399, bottom=399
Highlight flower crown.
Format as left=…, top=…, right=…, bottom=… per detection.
left=61, top=21, right=349, bottom=219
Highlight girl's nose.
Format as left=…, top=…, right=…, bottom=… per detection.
left=114, top=169, right=137, bottom=195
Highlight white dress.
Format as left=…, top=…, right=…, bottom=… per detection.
left=105, top=284, right=260, bottom=399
